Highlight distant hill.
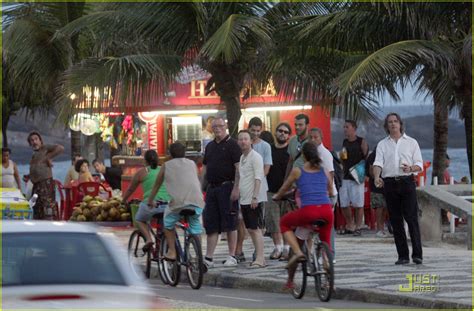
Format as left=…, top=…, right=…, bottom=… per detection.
left=330, top=114, right=467, bottom=150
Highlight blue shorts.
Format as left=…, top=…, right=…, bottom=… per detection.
left=135, top=201, right=166, bottom=223
left=164, top=205, right=203, bottom=235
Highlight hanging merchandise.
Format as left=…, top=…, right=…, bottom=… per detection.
left=121, top=115, right=134, bottom=145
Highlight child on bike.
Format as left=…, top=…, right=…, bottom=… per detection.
left=273, top=141, right=334, bottom=289
left=147, top=142, right=204, bottom=261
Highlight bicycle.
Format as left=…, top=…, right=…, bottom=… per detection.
left=160, top=209, right=204, bottom=290
left=127, top=201, right=168, bottom=284
left=278, top=191, right=335, bottom=302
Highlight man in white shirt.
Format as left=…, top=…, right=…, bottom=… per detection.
left=373, top=113, right=423, bottom=265
left=235, top=116, right=272, bottom=263
left=237, top=130, right=267, bottom=268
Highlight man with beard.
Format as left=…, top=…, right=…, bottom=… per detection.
left=27, top=131, right=64, bottom=219
left=286, top=114, right=310, bottom=176
left=266, top=122, right=291, bottom=260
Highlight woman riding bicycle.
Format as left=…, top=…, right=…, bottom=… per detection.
left=122, top=150, right=171, bottom=251
left=273, top=141, right=334, bottom=288
left=147, top=142, right=204, bottom=261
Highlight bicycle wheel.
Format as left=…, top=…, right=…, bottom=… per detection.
left=127, top=230, right=151, bottom=278
left=160, top=234, right=181, bottom=286
left=185, top=235, right=204, bottom=289
left=313, top=242, right=334, bottom=302
left=290, top=247, right=307, bottom=299
left=156, top=234, right=169, bottom=284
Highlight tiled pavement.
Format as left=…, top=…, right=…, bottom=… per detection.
left=112, top=227, right=472, bottom=309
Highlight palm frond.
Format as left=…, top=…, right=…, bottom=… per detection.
left=200, top=14, right=273, bottom=64
left=335, top=40, right=456, bottom=100
left=57, top=53, right=182, bottom=121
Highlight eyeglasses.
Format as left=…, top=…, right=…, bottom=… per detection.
left=277, top=129, right=290, bottom=134
left=212, top=124, right=225, bottom=129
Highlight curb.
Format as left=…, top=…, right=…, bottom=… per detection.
left=202, top=270, right=472, bottom=309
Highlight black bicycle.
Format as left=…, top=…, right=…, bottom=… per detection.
left=278, top=191, right=334, bottom=301
left=160, top=209, right=204, bottom=289
left=127, top=201, right=168, bottom=284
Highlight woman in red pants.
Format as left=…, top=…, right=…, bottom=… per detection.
left=273, top=141, right=334, bottom=288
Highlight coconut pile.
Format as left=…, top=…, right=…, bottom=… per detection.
left=69, top=195, right=131, bottom=222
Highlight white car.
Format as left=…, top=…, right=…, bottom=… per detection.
left=1, top=221, right=166, bottom=309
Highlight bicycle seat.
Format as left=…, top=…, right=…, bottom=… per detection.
left=179, top=209, right=196, bottom=216
left=312, top=219, right=328, bottom=227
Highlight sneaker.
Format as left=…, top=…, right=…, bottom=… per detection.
left=375, top=231, right=388, bottom=238
left=225, top=253, right=245, bottom=264
left=204, top=258, right=214, bottom=269
left=223, top=255, right=238, bottom=266
left=279, top=249, right=290, bottom=261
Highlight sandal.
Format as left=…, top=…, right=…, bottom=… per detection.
left=353, top=229, right=362, bottom=236
left=142, top=241, right=154, bottom=253
left=342, top=229, right=354, bottom=235
left=163, top=256, right=177, bottom=262
left=249, top=261, right=267, bottom=268
left=285, top=253, right=306, bottom=269
left=283, top=281, right=295, bottom=291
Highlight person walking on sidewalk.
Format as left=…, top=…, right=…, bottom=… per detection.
left=237, top=130, right=267, bottom=268
left=201, top=117, right=241, bottom=268
left=266, top=122, right=291, bottom=260
left=123, top=150, right=171, bottom=251
left=235, top=117, right=272, bottom=263
left=147, top=143, right=204, bottom=261
left=273, top=141, right=334, bottom=289
left=27, top=131, right=64, bottom=220
left=373, top=113, right=423, bottom=265
left=339, top=120, right=368, bottom=236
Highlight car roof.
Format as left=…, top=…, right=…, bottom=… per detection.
left=1, top=221, right=101, bottom=234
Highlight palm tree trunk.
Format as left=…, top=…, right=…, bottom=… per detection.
left=222, top=95, right=242, bottom=138
left=431, top=95, right=448, bottom=184
left=70, top=130, right=81, bottom=158
left=2, top=114, right=10, bottom=148
left=462, top=97, right=472, bottom=180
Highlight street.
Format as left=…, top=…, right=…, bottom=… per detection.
left=150, top=279, right=405, bottom=309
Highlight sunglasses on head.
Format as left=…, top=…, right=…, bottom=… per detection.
left=277, top=128, right=290, bottom=134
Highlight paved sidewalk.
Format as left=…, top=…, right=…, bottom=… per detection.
left=112, top=227, right=472, bottom=309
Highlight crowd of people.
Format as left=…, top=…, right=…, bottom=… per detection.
left=5, top=112, right=465, bottom=284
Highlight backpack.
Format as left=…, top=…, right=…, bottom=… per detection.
left=330, top=150, right=344, bottom=191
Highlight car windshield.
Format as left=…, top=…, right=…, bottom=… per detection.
left=2, top=232, right=125, bottom=286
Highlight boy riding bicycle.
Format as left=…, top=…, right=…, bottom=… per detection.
left=147, top=142, right=205, bottom=261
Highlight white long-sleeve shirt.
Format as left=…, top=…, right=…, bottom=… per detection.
left=373, top=133, right=423, bottom=178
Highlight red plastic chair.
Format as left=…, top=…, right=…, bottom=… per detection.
left=75, top=182, right=111, bottom=203
left=53, top=180, right=66, bottom=220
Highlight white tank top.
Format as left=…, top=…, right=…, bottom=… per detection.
left=2, top=160, right=17, bottom=188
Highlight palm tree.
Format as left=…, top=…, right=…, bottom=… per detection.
left=2, top=2, right=88, bottom=155
left=290, top=1, right=472, bottom=181
left=56, top=2, right=324, bottom=137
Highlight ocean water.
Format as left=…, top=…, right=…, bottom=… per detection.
left=16, top=148, right=470, bottom=186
